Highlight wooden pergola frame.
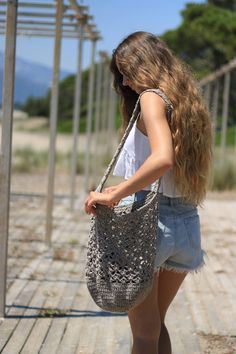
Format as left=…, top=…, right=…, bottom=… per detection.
left=0, top=0, right=103, bottom=319
left=199, top=57, right=236, bottom=163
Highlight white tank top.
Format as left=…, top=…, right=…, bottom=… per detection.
left=112, top=88, right=182, bottom=197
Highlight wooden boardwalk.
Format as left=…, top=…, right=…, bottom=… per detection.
left=0, top=192, right=236, bottom=354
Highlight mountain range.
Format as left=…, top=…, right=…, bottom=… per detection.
left=0, top=51, right=72, bottom=105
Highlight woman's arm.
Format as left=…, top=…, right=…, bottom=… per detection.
left=111, top=91, right=174, bottom=201
left=84, top=92, right=174, bottom=215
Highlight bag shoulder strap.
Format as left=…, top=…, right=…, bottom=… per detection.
left=139, top=88, right=173, bottom=122
left=95, top=88, right=172, bottom=193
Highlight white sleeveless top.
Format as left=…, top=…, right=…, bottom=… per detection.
left=112, top=89, right=182, bottom=197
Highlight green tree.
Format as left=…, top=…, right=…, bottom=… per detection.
left=21, top=67, right=91, bottom=122
left=23, top=95, right=49, bottom=117
left=160, top=2, right=236, bottom=125
left=207, top=0, right=236, bottom=11
left=161, top=3, right=236, bottom=77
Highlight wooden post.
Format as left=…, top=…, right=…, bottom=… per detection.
left=91, top=57, right=103, bottom=189
left=204, top=83, right=211, bottom=111
left=0, top=0, right=18, bottom=319
left=211, top=80, right=219, bottom=153
left=45, top=0, right=63, bottom=246
left=220, top=73, right=230, bottom=165
left=70, top=23, right=84, bottom=211
left=106, top=75, right=115, bottom=156
left=100, top=60, right=109, bottom=159
left=84, top=39, right=96, bottom=192
left=110, top=89, right=118, bottom=142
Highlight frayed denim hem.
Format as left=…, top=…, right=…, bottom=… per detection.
left=154, top=250, right=209, bottom=275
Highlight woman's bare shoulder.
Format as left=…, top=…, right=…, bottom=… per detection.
left=140, top=90, right=166, bottom=117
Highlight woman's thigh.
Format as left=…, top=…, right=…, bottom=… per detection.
left=157, top=267, right=187, bottom=322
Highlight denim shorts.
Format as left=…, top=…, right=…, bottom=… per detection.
left=119, top=190, right=207, bottom=274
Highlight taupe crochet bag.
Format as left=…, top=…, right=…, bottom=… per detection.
left=85, top=88, right=172, bottom=313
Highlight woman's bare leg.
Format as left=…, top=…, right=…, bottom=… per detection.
left=159, top=323, right=172, bottom=354
left=157, top=267, right=188, bottom=354
left=128, top=272, right=161, bottom=354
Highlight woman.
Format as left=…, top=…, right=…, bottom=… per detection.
left=84, top=31, right=213, bottom=354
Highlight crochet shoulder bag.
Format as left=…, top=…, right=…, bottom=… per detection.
left=85, top=88, right=173, bottom=313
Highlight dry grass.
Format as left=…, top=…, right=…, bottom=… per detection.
left=199, top=332, right=236, bottom=354
left=52, top=246, right=76, bottom=262
left=39, top=308, right=69, bottom=317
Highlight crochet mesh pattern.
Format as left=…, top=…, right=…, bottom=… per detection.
left=86, top=191, right=160, bottom=312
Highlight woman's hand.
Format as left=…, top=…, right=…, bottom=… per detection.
left=84, top=186, right=121, bottom=216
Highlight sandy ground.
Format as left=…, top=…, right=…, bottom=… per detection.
left=0, top=116, right=119, bottom=154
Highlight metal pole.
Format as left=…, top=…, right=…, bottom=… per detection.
left=0, top=0, right=18, bottom=319
left=91, top=58, right=103, bottom=188
left=220, top=73, right=230, bottom=165
left=45, top=0, right=63, bottom=246
left=83, top=39, right=96, bottom=193
left=70, top=24, right=84, bottom=211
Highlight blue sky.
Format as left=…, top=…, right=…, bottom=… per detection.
left=0, top=0, right=206, bottom=72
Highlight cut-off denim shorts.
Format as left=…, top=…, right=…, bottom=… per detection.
left=119, top=190, right=207, bottom=274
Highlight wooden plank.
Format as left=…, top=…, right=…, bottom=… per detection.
left=76, top=293, right=130, bottom=354
left=38, top=247, right=82, bottom=354
left=167, top=299, right=189, bottom=354
left=201, top=258, right=224, bottom=295
left=78, top=315, right=109, bottom=354
left=179, top=287, right=202, bottom=352
left=166, top=288, right=193, bottom=354
left=110, top=313, right=131, bottom=354
left=6, top=255, right=26, bottom=282
left=6, top=257, right=43, bottom=311
left=20, top=261, right=73, bottom=354
left=210, top=257, right=236, bottom=336
left=183, top=276, right=212, bottom=334
left=2, top=280, right=52, bottom=354
left=2, top=259, right=66, bottom=353
left=41, top=264, right=82, bottom=354
left=0, top=256, right=56, bottom=351
left=75, top=312, right=101, bottom=354
left=192, top=273, right=223, bottom=335
left=52, top=256, right=92, bottom=354
left=0, top=280, right=39, bottom=352
left=204, top=259, right=236, bottom=334
left=39, top=317, right=70, bottom=354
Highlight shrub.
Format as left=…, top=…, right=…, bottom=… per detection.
left=211, top=159, right=236, bottom=190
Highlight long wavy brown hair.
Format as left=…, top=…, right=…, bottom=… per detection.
left=110, top=31, right=213, bottom=206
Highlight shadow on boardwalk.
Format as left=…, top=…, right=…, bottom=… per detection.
left=0, top=185, right=236, bottom=354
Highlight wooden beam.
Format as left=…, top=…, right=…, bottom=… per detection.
left=220, top=73, right=231, bottom=164
left=0, top=0, right=18, bottom=319
left=45, top=0, right=63, bottom=246
left=199, top=57, right=236, bottom=86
